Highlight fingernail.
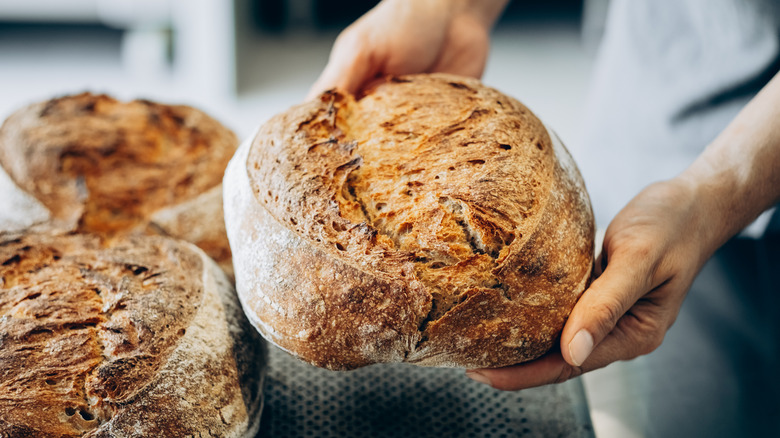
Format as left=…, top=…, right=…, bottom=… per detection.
left=569, top=329, right=594, bottom=366
left=465, top=370, right=491, bottom=386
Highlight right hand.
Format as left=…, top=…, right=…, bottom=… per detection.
left=307, top=0, right=504, bottom=100
left=467, top=177, right=714, bottom=390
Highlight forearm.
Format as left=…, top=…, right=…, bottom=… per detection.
left=680, top=72, right=780, bottom=252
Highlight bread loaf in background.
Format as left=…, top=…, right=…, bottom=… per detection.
left=0, top=93, right=237, bottom=277
left=0, top=231, right=265, bottom=437
left=225, top=73, right=595, bottom=370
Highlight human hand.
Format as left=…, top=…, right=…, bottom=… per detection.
left=466, top=178, right=717, bottom=390
left=307, top=0, right=507, bottom=99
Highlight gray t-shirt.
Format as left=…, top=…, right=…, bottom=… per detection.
left=579, top=0, right=780, bottom=227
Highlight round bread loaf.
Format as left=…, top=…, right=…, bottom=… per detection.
left=0, top=93, right=237, bottom=277
left=0, top=231, right=265, bottom=437
left=224, top=73, right=595, bottom=370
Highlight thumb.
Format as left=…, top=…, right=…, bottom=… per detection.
left=559, top=252, right=651, bottom=367
left=307, top=34, right=378, bottom=100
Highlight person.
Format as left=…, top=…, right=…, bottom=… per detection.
left=307, top=0, right=780, bottom=404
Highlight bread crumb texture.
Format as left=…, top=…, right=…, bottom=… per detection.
left=231, top=73, right=594, bottom=369
left=0, top=232, right=264, bottom=437
left=0, top=93, right=237, bottom=274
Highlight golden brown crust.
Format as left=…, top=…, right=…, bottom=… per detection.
left=0, top=231, right=265, bottom=437
left=148, top=184, right=235, bottom=279
left=0, top=93, right=237, bottom=273
left=226, top=73, right=594, bottom=369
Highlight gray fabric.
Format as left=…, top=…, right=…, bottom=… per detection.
left=580, top=0, right=780, bottom=227
left=258, top=345, right=595, bottom=437
left=579, top=3, right=780, bottom=436
left=590, top=237, right=780, bottom=438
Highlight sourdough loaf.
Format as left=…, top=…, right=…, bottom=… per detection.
left=0, top=93, right=237, bottom=277
left=225, top=74, right=595, bottom=370
left=0, top=231, right=265, bottom=437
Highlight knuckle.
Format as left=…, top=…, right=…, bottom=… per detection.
left=553, top=367, right=571, bottom=384
left=614, top=312, right=667, bottom=359
left=631, top=322, right=665, bottom=357
left=629, top=240, right=667, bottom=282
left=629, top=239, right=655, bottom=260
left=591, top=296, right=625, bottom=329
left=554, top=365, right=583, bottom=384
left=335, top=28, right=363, bottom=51
left=644, top=331, right=665, bottom=355
left=613, top=236, right=656, bottom=268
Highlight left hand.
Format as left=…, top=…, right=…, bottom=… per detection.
left=466, top=177, right=716, bottom=390
left=307, top=0, right=503, bottom=100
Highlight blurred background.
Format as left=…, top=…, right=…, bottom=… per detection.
left=0, top=1, right=702, bottom=437
left=0, top=0, right=603, bottom=151
left=0, top=0, right=628, bottom=436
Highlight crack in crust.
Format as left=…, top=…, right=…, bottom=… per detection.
left=313, top=90, right=531, bottom=330
left=239, top=73, right=595, bottom=369
left=0, top=93, right=238, bottom=275
left=0, top=233, right=201, bottom=436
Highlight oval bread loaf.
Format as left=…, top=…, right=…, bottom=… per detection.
left=0, top=93, right=237, bottom=277
left=0, top=231, right=265, bottom=437
left=225, top=73, right=595, bottom=370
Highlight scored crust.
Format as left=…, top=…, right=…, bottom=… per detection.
left=0, top=93, right=237, bottom=276
left=225, top=73, right=594, bottom=370
left=0, top=232, right=265, bottom=437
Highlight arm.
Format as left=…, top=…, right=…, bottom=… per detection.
left=307, top=0, right=509, bottom=99
left=680, top=73, right=780, bottom=249
left=468, top=72, right=780, bottom=390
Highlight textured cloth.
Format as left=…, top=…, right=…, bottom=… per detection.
left=258, top=345, right=594, bottom=437
left=580, top=0, right=780, bottom=227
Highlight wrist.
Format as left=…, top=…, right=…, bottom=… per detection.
left=676, top=150, right=769, bottom=254
left=676, top=72, right=780, bottom=248
left=672, top=171, right=728, bottom=259
left=400, top=0, right=507, bottom=28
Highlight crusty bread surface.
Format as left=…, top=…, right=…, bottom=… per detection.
left=0, top=93, right=237, bottom=277
left=0, top=231, right=265, bottom=437
left=225, top=73, right=594, bottom=370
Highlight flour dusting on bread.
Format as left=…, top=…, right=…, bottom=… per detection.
left=226, top=74, right=595, bottom=370
left=0, top=233, right=265, bottom=437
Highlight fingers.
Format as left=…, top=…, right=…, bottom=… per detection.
left=467, top=351, right=578, bottom=391
left=465, top=180, right=708, bottom=391
left=307, top=5, right=491, bottom=100
left=575, top=299, right=667, bottom=369
left=559, top=245, right=656, bottom=367
left=465, top=243, right=662, bottom=391
left=466, top=301, right=668, bottom=391
left=307, top=32, right=378, bottom=100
